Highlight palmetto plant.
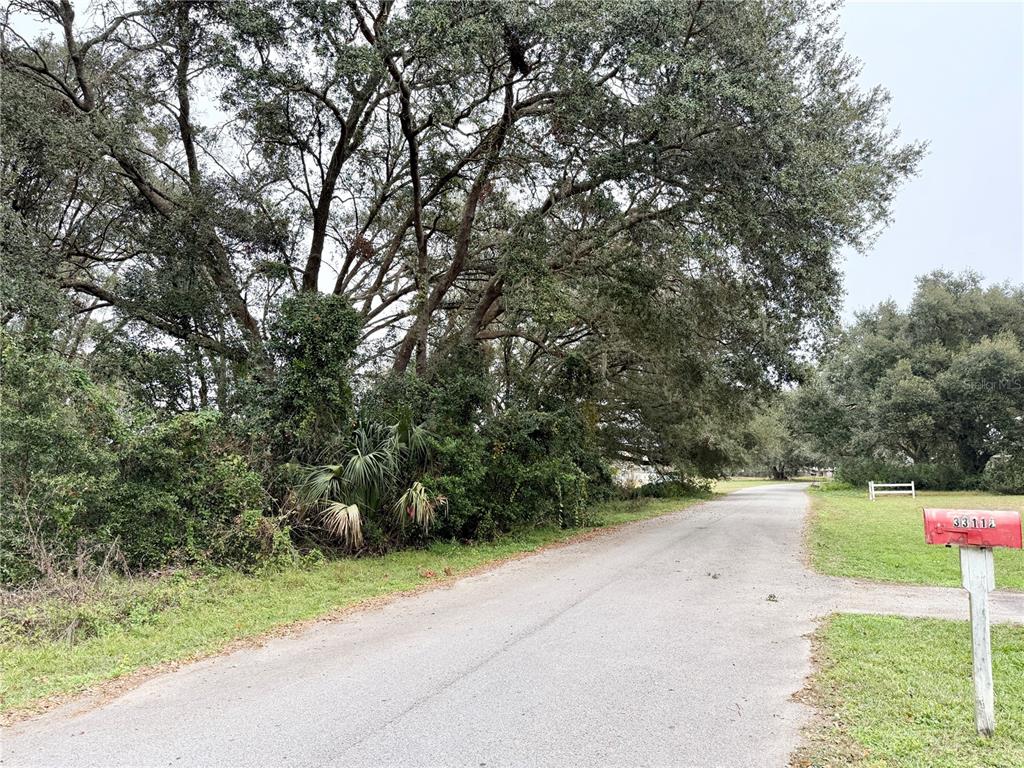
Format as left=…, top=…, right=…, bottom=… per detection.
left=394, top=481, right=447, bottom=535
left=393, top=413, right=430, bottom=466
left=320, top=502, right=363, bottom=550
left=297, top=418, right=440, bottom=550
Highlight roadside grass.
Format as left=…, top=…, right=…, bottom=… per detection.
left=0, top=495, right=704, bottom=716
left=796, top=614, right=1024, bottom=768
left=808, top=488, right=1024, bottom=590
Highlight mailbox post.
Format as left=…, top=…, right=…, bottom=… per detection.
left=923, top=508, right=1023, bottom=737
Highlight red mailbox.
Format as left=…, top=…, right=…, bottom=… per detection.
left=923, top=507, right=1021, bottom=737
left=923, top=508, right=1022, bottom=549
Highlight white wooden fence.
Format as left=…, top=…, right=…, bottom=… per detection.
left=868, top=480, right=915, bottom=501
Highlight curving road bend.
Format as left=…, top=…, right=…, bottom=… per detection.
left=3, top=484, right=1022, bottom=767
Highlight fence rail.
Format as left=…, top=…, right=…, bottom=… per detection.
left=868, top=480, right=916, bottom=501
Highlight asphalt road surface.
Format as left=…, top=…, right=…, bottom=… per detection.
left=3, top=484, right=1022, bottom=767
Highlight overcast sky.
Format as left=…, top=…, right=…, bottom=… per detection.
left=837, top=1, right=1024, bottom=321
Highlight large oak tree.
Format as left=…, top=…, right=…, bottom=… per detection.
left=2, top=0, right=920, bottom=471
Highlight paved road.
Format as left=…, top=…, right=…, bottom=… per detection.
left=3, top=484, right=1022, bottom=767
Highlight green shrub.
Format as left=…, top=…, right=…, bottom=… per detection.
left=635, top=476, right=712, bottom=498
left=907, top=462, right=976, bottom=490
left=485, top=453, right=590, bottom=529
left=2, top=335, right=292, bottom=581
left=983, top=454, right=1024, bottom=495
left=477, top=410, right=592, bottom=530
left=355, top=354, right=609, bottom=539
left=106, top=412, right=280, bottom=568
left=216, top=508, right=294, bottom=568
left=835, top=458, right=970, bottom=490
left=0, top=334, right=120, bottom=583
left=420, top=434, right=488, bottom=539
left=264, top=293, right=362, bottom=461
left=809, top=480, right=856, bottom=493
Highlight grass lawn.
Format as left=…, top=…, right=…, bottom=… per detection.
left=796, top=614, right=1024, bottom=768
left=809, top=488, right=1024, bottom=590
left=0, top=495, right=705, bottom=717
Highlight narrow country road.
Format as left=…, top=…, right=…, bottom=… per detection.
left=3, top=485, right=1022, bottom=768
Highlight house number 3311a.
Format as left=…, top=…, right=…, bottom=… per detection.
left=952, top=516, right=998, bottom=529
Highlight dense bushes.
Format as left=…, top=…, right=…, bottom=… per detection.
left=1, top=331, right=626, bottom=586
left=1, top=335, right=287, bottom=584
left=422, top=424, right=593, bottom=540
left=477, top=410, right=593, bottom=530
left=834, top=452, right=1024, bottom=494
left=834, top=459, right=972, bottom=491
left=263, top=293, right=363, bottom=461
left=983, top=454, right=1024, bottom=495
left=1, top=336, right=120, bottom=584
left=348, top=348, right=609, bottom=542
left=7, top=308, right=747, bottom=587
left=102, top=413, right=286, bottom=569
left=634, top=476, right=713, bottom=498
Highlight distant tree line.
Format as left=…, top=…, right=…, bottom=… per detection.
left=1, top=0, right=917, bottom=583
left=738, top=273, right=1024, bottom=491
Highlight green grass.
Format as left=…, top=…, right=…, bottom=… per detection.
left=809, top=488, right=1024, bottom=590
left=797, top=614, right=1024, bottom=768
left=0, top=495, right=704, bottom=716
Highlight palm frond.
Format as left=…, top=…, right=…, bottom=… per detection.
left=405, top=424, right=432, bottom=466
left=321, top=501, right=363, bottom=550
left=394, top=481, right=447, bottom=535
left=392, top=415, right=432, bottom=468
left=342, top=424, right=397, bottom=510
left=298, top=463, right=346, bottom=507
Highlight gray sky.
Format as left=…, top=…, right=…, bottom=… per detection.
left=837, top=1, right=1024, bottom=321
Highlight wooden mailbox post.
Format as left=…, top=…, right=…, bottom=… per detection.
left=923, top=508, right=1023, bottom=736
